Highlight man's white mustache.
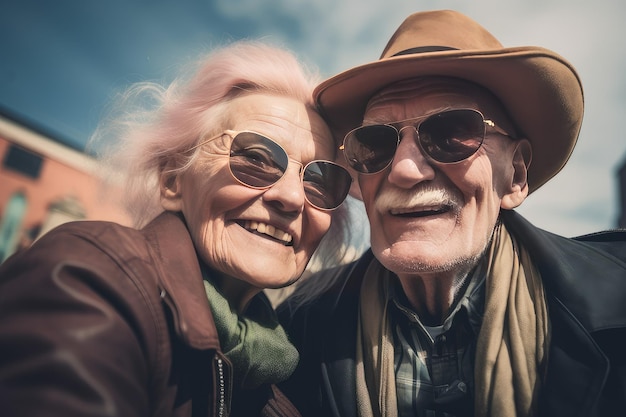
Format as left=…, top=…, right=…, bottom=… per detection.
left=374, top=187, right=461, bottom=213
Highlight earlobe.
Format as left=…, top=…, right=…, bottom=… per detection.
left=501, top=139, right=532, bottom=209
left=159, top=167, right=184, bottom=212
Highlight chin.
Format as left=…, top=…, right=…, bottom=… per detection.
left=263, top=275, right=300, bottom=290
left=376, top=244, right=444, bottom=274
left=245, top=265, right=302, bottom=289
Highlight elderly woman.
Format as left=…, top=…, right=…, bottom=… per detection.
left=0, top=41, right=352, bottom=417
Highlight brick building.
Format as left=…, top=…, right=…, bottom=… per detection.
left=0, top=114, right=131, bottom=262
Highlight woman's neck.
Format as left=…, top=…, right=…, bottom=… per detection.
left=213, top=272, right=262, bottom=313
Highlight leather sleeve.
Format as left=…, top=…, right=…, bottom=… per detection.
left=0, top=224, right=167, bottom=417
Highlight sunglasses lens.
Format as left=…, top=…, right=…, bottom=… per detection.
left=343, top=125, right=399, bottom=173
left=229, top=132, right=350, bottom=210
left=342, top=110, right=487, bottom=171
left=229, top=132, right=288, bottom=188
left=303, top=162, right=352, bottom=210
left=418, top=110, right=485, bottom=163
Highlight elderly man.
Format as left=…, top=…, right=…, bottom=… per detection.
left=278, top=10, right=626, bottom=417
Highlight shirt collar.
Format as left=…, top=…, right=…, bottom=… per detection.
left=389, top=260, right=487, bottom=335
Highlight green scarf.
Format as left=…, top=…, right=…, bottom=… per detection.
left=203, top=278, right=299, bottom=389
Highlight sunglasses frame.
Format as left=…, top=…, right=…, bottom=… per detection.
left=193, top=129, right=352, bottom=211
left=341, top=108, right=513, bottom=174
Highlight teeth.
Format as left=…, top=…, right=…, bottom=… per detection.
left=244, top=220, right=293, bottom=244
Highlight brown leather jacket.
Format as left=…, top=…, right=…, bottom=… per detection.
left=0, top=212, right=300, bottom=417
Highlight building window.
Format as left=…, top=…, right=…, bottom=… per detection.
left=3, top=145, right=43, bottom=179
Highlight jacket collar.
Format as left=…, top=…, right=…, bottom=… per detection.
left=141, top=211, right=221, bottom=350
left=501, top=210, right=626, bottom=415
left=502, top=209, right=626, bottom=331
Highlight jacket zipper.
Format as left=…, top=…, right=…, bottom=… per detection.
left=215, top=355, right=226, bottom=417
left=159, top=288, right=230, bottom=416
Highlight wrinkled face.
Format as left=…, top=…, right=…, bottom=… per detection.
left=357, top=78, right=529, bottom=277
left=163, top=93, right=335, bottom=289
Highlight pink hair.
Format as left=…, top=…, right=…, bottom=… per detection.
left=90, top=40, right=351, bottom=269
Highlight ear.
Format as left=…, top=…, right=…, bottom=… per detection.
left=501, top=139, right=532, bottom=210
left=159, top=161, right=184, bottom=212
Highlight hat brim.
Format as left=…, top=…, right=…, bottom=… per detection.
left=314, top=46, right=584, bottom=193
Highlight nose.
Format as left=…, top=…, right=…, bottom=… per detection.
left=262, top=161, right=306, bottom=213
left=387, top=127, right=436, bottom=188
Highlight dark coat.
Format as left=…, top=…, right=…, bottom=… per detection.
left=278, top=210, right=626, bottom=417
left=0, top=212, right=299, bottom=417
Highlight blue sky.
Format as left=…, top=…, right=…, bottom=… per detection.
left=1, top=0, right=626, bottom=239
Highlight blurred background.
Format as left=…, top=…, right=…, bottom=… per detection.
left=1, top=0, right=626, bottom=263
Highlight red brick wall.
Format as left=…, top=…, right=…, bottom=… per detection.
left=0, top=136, right=132, bottom=256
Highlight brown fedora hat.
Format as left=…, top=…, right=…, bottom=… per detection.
left=314, top=9, right=584, bottom=193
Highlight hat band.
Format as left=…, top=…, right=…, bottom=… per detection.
left=392, top=46, right=458, bottom=56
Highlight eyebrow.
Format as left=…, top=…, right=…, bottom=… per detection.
left=363, top=105, right=457, bottom=125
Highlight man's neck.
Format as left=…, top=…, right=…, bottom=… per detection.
left=396, top=268, right=474, bottom=325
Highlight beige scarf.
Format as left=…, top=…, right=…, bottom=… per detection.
left=356, top=222, right=550, bottom=417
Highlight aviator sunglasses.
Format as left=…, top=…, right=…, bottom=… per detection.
left=195, top=130, right=352, bottom=211
left=341, top=108, right=513, bottom=174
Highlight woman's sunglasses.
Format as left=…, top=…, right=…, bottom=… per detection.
left=196, top=130, right=352, bottom=211
left=341, top=108, right=513, bottom=174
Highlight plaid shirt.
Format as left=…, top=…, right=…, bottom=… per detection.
left=389, top=266, right=486, bottom=417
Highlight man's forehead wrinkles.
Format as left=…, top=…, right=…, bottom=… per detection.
left=365, top=106, right=456, bottom=126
